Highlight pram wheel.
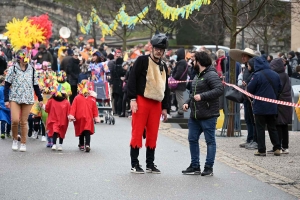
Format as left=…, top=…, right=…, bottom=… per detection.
left=108, top=119, right=111, bottom=125
left=112, top=117, right=115, bottom=125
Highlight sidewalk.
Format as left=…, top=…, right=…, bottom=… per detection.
left=159, top=122, right=300, bottom=198
left=0, top=118, right=297, bottom=199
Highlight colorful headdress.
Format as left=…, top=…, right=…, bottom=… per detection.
left=41, top=71, right=57, bottom=94
left=4, top=16, right=46, bottom=51
left=77, top=80, right=93, bottom=95
left=16, top=49, right=30, bottom=63
left=51, top=83, right=67, bottom=97
left=57, top=70, right=67, bottom=82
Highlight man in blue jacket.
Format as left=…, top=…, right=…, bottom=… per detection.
left=247, top=57, right=282, bottom=156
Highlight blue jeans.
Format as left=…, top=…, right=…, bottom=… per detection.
left=188, top=117, right=217, bottom=168
left=1, top=121, right=11, bottom=134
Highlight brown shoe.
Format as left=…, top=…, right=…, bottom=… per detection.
left=254, top=151, right=266, bottom=156
left=274, top=149, right=282, bottom=156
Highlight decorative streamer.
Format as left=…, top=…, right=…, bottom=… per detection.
left=77, top=0, right=210, bottom=35
left=156, top=0, right=211, bottom=21
left=116, top=5, right=149, bottom=28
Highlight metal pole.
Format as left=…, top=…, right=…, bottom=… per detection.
left=242, top=29, right=245, bottom=50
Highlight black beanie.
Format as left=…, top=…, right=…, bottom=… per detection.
left=289, top=51, right=295, bottom=58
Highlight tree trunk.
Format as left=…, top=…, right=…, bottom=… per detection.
left=227, top=0, right=238, bottom=137
left=122, top=26, right=127, bottom=51
left=92, top=22, right=97, bottom=48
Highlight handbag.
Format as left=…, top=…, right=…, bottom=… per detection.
left=168, top=64, right=188, bottom=90
left=225, top=86, right=244, bottom=103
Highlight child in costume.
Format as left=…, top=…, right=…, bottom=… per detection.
left=68, top=80, right=100, bottom=152
left=56, top=70, right=71, bottom=98
left=0, top=75, right=11, bottom=139
left=44, top=83, right=70, bottom=151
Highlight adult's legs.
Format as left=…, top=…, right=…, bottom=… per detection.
left=254, top=115, right=267, bottom=153
left=19, top=104, right=33, bottom=144
left=201, top=117, right=217, bottom=168
left=27, top=114, right=33, bottom=137
left=188, top=118, right=202, bottom=168
left=121, top=92, right=128, bottom=115
left=70, top=85, right=77, bottom=104
left=266, top=115, right=281, bottom=151
left=244, top=100, right=253, bottom=143
left=281, top=125, right=289, bottom=149
left=117, top=93, right=123, bottom=115
left=175, top=90, right=184, bottom=115
left=10, top=102, right=21, bottom=141
left=113, top=93, right=119, bottom=115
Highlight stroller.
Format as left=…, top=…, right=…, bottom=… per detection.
left=94, top=82, right=115, bottom=125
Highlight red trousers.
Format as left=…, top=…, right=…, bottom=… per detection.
left=130, top=95, right=162, bottom=149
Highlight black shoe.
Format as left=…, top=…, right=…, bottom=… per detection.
left=146, top=165, right=161, bottom=174
left=131, top=164, right=145, bottom=174
left=182, top=164, right=201, bottom=175
left=119, top=113, right=125, bottom=117
left=201, top=167, right=213, bottom=176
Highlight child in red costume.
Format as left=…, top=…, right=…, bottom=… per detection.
left=68, top=80, right=100, bottom=152
left=44, top=83, right=70, bottom=151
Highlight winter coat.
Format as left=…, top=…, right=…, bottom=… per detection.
left=0, top=56, right=7, bottom=75
left=60, top=56, right=72, bottom=72
left=67, top=58, right=81, bottom=86
left=291, top=72, right=300, bottom=80
left=110, top=58, right=126, bottom=95
left=247, top=57, right=281, bottom=115
left=172, top=48, right=188, bottom=91
left=32, top=50, right=53, bottom=65
left=271, top=59, right=293, bottom=125
left=0, top=86, right=11, bottom=124
left=69, top=94, right=98, bottom=136
left=185, top=65, right=223, bottom=120
left=289, top=57, right=298, bottom=73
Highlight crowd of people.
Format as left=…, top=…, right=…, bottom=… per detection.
left=0, top=33, right=298, bottom=175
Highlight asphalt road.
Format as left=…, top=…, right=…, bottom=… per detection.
left=0, top=117, right=297, bottom=200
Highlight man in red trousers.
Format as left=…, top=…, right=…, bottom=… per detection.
left=127, top=33, right=170, bottom=174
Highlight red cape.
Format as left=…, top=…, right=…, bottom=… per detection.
left=45, top=98, right=70, bottom=139
left=69, top=94, right=98, bottom=137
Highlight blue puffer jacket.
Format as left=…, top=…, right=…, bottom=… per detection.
left=247, top=57, right=281, bottom=115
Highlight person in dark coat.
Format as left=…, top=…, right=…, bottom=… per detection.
left=0, top=53, right=7, bottom=75
left=110, top=56, right=126, bottom=115
left=291, top=65, right=300, bottom=79
left=172, top=48, right=188, bottom=118
left=247, top=57, right=282, bottom=156
left=270, top=58, right=293, bottom=154
left=32, top=44, right=53, bottom=65
left=182, top=51, right=223, bottom=176
left=67, top=51, right=81, bottom=104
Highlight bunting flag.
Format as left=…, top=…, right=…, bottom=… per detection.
left=116, top=5, right=149, bottom=28
left=77, top=1, right=210, bottom=35
left=156, top=0, right=210, bottom=21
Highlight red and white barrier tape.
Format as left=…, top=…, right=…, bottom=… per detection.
left=223, top=82, right=300, bottom=108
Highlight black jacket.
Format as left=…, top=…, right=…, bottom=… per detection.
left=60, top=56, right=72, bottom=72
left=185, top=65, right=223, bottom=120
left=32, top=50, right=53, bottom=65
left=172, top=48, right=188, bottom=91
left=110, top=58, right=126, bottom=95
left=127, top=55, right=169, bottom=110
left=0, top=56, right=7, bottom=75
left=67, top=58, right=81, bottom=86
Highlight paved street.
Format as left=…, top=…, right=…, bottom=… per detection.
left=0, top=117, right=297, bottom=200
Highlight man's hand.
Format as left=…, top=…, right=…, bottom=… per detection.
left=161, top=109, right=168, bottom=122
left=130, top=100, right=138, bottom=113
left=194, top=94, right=201, bottom=101
left=183, top=104, right=189, bottom=111
left=5, top=102, right=10, bottom=109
